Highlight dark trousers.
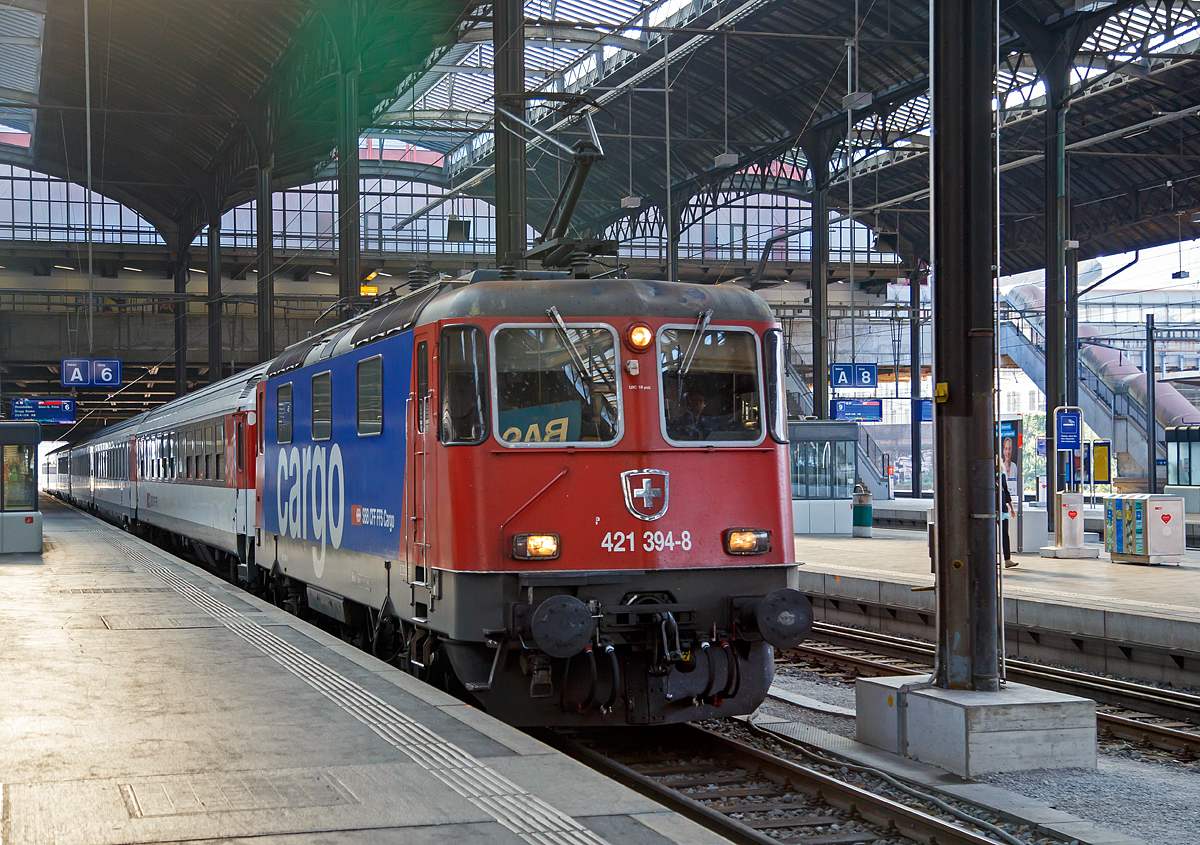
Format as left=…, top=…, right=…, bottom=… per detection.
left=1001, top=519, right=1012, bottom=561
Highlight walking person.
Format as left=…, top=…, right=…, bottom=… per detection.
left=999, top=457, right=1017, bottom=568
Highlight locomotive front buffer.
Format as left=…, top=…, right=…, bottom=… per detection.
left=475, top=582, right=813, bottom=726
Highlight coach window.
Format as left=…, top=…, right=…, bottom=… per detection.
left=416, top=342, right=429, bottom=434
left=185, top=429, right=194, bottom=479
left=312, top=372, right=332, bottom=440
left=216, top=422, right=225, bottom=481
left=357, top=356, right=383, bottom=436
left=277, top=384, right=294, bottom=444
left=441, top=326, right=488, bottom=444
left=204, top=426, right=213, bottom=480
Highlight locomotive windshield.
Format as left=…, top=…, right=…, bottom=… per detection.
left=661, top=328, right=762, bottom=443
left=493, top=325, right=621, bottom=445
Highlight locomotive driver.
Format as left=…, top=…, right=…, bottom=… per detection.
left=670, top=391, right=727, bottom=440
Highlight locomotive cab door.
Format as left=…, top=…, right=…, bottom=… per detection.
left=407, top=335, right=435, bottom=618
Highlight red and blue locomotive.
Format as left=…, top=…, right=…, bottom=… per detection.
left=51, top=274, right=812, bottom=726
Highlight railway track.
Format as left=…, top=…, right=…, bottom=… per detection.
left=792, top=622, right=1200, bottom=759
left=547, top=723, right=1019, bottom=845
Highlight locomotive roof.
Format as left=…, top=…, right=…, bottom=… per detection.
left=417, top=278, right=775, bottom=325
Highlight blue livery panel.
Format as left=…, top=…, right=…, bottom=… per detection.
left=260, top=333, right=413, bottom=565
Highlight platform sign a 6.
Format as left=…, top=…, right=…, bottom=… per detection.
left=91, top=359, right=121, bottom=386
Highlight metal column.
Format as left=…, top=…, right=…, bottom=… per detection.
left=666, top=204, right=681, bottom=284
left=809, top=174, right=830, bottom=419
left=492, top=0, right=526, bottom=273
left=932, top=0, right=999, bottom=691
left=1147, top=313, right=1157, bottom=494
left=1065, top=243, right=1079, bottom=407
left=1043, top=82, right=1068, bottom=530
left=207, top=208, right=223, bottom=384
left=174, top=255, right=188, bottom=398
left=256, top=164, right=275, bottom=363
left=911, top=268, right=923, bottom=497
left=337, top=68, right=361, bottom=304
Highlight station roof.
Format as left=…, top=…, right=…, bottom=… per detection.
left=16, top=0, right=474, bottom=249
left=386, top=0, right=1200, bottom=277
left=2, top=1, right=1199, bottom=278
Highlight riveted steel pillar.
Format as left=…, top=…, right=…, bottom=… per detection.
left=806, top=148, right=831, bottom=420
left=493, top=0, right=526, bottom=271
left=1044, top=80, right=1068, bottom=530
left=256, top=164, right=275, bottom=362
left=1065, top=243, right=1079, bottom=407
left=338, top=68, right=361, bottom=304
left=911, top=266, right=923, bottom=497
left=207, top=208, right=222, bottom=384
left=666, top=202, right=681, bottom=285
left=932, top=0, right=999, bottom=691
left=174, top=255, right=188, bottom=398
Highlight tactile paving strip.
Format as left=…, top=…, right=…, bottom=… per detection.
left=105, top=533, right=611, bottom=845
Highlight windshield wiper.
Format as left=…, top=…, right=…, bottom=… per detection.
left=678, top=309, right=713, bottom=379
left=547, top=306, right=594, bottom=401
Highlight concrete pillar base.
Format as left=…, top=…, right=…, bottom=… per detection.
left=856, top=676, right=1096, bottom=777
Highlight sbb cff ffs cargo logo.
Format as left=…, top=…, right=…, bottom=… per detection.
left=621, top=469, right=669, bottom=521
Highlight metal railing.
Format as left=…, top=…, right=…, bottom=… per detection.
left=1000, top=303, right=1158, bottom=445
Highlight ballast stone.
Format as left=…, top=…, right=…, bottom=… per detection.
left=856, top=675, right=1096, bottom=777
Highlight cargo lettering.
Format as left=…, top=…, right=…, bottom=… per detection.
left=276, top=444, right=344, bottom=577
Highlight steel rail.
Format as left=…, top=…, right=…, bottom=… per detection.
left=549, top=724, right=1008, bottom=845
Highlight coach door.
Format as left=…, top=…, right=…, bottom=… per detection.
left=407, top=335, right=434, bottom=611
left=230, top=412, right=249, bottom=537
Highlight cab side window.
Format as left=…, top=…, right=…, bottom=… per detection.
left=357, top=356, right=383, bottom=436
left=440, top=326, right=488, bottom=445
left=277, top=384, right=293, bottom=444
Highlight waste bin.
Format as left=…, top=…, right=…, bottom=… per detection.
left=852, top=484, right=873, bottom=538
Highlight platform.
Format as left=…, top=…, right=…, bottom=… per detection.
left=794, top=527, right=1200, bottom=685
left=0, top=498, right=725, bottom=845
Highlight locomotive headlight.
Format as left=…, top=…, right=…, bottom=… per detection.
left=626, top=323, right=654, bottom=352
left=512, top=533, right=560, bottom=560
left=724, top=528, right=771, bottom=555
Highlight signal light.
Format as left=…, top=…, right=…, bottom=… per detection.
left=627, top=324, right=654, bottom=352
left=512, top=533, right=560, bottom=560
left=724, top=529, right=771, bottom=555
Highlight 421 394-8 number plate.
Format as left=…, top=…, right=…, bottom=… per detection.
left=601, top=530, right=692, bottom=552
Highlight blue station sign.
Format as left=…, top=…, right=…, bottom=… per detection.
left=12, top=397, right=76, bottom=424
left=831, top=398, right=883, bottom=422
left=61, top=358, right=122, bottom=387
left=1055, top=410, right=1082, bottom=451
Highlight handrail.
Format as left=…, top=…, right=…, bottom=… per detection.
left=1000, top=304, right=1163, bottom=446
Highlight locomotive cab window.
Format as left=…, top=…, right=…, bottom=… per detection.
left=660, top=327, right=763, bottom=444
left=311, top=371, right=332, bottom=441
left=416, top=342, right=429, bottom=434
left=357, top=355, right=383, bottom=436
left=492, top=324, right=620, bottom=446
left=441, top=326, right=488, bottom=445
left=277, top=384, right=293, bottom=444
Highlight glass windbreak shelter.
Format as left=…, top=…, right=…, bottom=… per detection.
left=788, top=420, right=858, bottom=534
left=0, top=422, right=41, bottom=553
left=1166, top=425, right=1200, bottom=486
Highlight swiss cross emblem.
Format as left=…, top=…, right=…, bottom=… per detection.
left=621, top=469, right=669, bottom=521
